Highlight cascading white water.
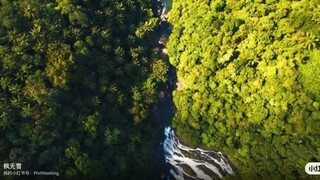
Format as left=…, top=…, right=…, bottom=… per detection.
left=159, top=0, right=172, bottom=14
left=163, top=127, right=235, bottom=180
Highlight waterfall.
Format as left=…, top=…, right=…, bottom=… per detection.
left=159, top=0, right=172, bottom=20
left=162, top=127, right=235, bottom=179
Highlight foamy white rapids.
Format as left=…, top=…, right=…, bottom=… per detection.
left=163, top=127, right=235, bottom=180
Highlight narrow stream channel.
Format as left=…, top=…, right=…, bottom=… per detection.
left=151, top=1, right=237, bottom=179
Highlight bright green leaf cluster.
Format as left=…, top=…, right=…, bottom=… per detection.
left=168, top=0, right=320, bottom=178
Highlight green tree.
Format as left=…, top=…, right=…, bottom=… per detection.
left=45, top=43, right=74, bottom=88
left=151, top=60, right=169, bottom=83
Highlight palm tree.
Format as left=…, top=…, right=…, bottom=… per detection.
left=15, top=70, right=28, bottom=82
left=100, top=29, right=111, bottom=41
left=109, top=84, right=118, bottom=93
left=303, top=32, right=319, bottom=50
left=130, top=48, right=139, bottom=60
left=0, top=112, right=14, bottom=130
left=22, top=104, right=33, bottom=118
left=33, top=40, right=46, bottom=53
left=114, top=2, right=125, bottom=12
left=0, top=77, right=10, bottom=90
left=293, top=32, right=319, bottom=50
left=91, top=26, right=101, bottom=36
left=0, top=45, right=9, bottom=58
left=8, top=84, right=21, bottom=95
left=16, top=33, right=30, bottom=48
left=10, top=96, right=24, bottom=108
left=71, top=27, right=81, bottom=40
left=29, top=23, right=41, bottom=39
left=7, top=29, right=18, bottom=43
left=127, top=35, right=135, bottom=45
left=126, top=0, right=136, bottom=9
left=115, top=13, right=124, bottom=25
left=23, top=4, right=37, bottom=19
left=114, top=46, right=124, bottom=62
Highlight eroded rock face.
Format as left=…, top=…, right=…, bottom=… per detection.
left=163, top=127, right=235, bottom=180
left=176, top=80, right=184, bottom=91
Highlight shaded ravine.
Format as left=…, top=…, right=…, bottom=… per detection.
left=150, top=0, right=237, bottom=179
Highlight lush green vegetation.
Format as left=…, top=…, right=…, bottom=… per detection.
left=0, top=0, right=168, bottom=178
left=167, top=0, right=320, bottom=178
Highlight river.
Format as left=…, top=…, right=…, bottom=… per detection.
left=151, top=0, right=236, bottom=179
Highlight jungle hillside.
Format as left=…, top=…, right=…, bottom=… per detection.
left=167, top=0, right=320, bottom=179
left=0, top=0, right=169, bottom=179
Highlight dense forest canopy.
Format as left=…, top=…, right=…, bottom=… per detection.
left=167, top=0, right=320, bottom=178
left=0, top=0, right=168, bottom=178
